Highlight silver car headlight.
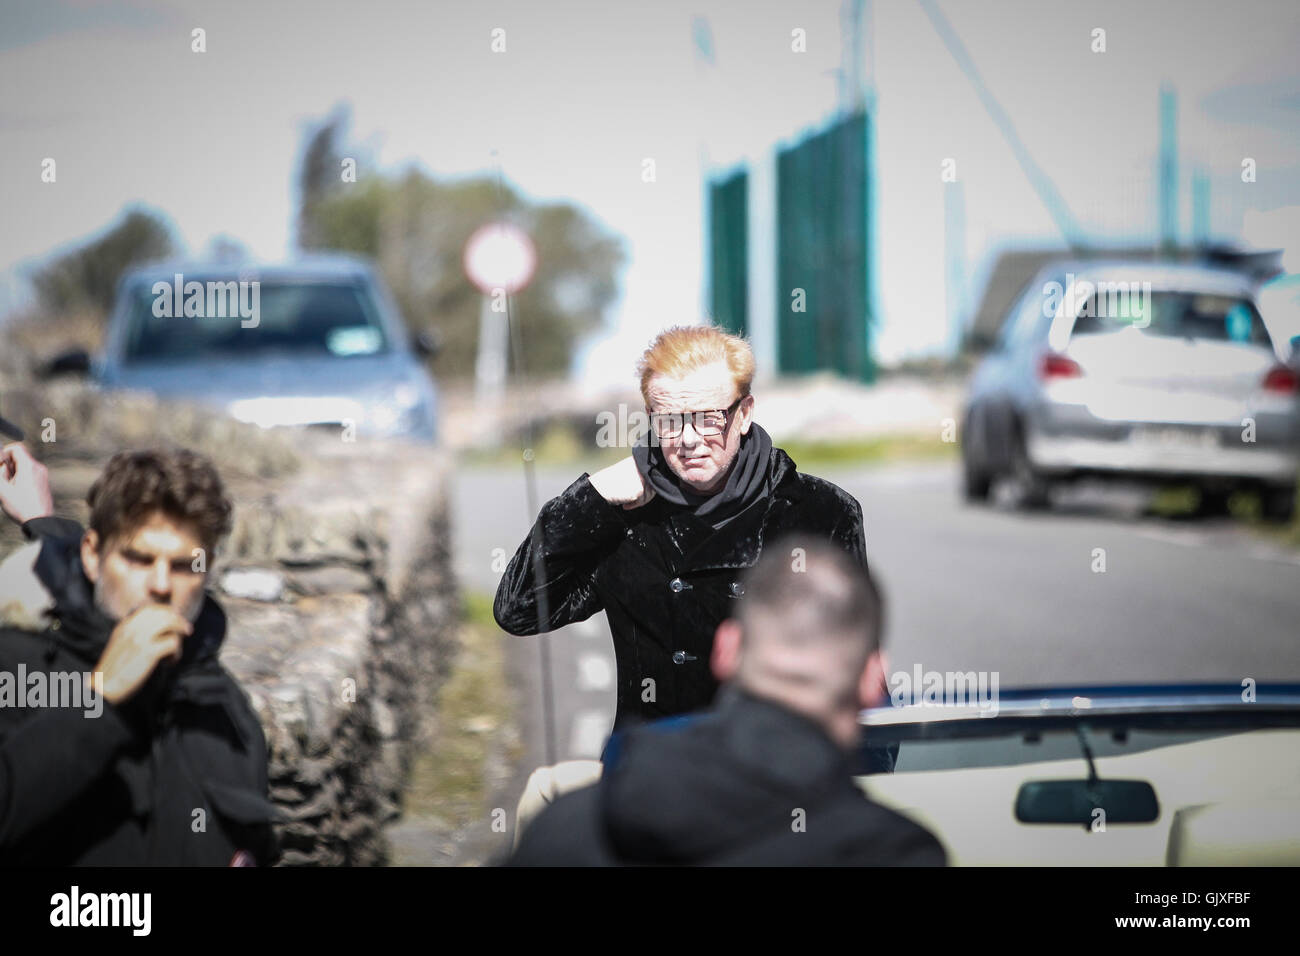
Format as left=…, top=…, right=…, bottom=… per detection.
left=370, top=383, right=430, bottom=437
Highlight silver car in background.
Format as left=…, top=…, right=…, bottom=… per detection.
left=961, top=261, right=1300, bottom=521
left=95, top=255, right=439, bottom=442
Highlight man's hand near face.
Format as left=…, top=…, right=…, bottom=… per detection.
left=0, top=443, right=54, bottom=526
left=588, top=456, right=656, bottom=510
left=94, top=604, right=193, bottom=706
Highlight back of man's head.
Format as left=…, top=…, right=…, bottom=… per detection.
left=724, top=536, right=883, bottom=738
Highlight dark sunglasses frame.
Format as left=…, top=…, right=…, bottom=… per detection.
left=649, top=396, right=744, bottom=439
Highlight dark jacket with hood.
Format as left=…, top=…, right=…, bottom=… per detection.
left=493, top=424, right=868, bottom=730
left=508, top=686, right=947, bottom=866
left=0, top=518, right=280, bottom=866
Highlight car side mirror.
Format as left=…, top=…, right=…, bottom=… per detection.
left=1015, top=778, right=1159, bottom=826
left=39, top=347, right=91, bottom=379
left=412, top=329, right=441, bottom=360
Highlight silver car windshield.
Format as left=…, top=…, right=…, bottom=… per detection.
left=122, top=280, right=391, bottom=362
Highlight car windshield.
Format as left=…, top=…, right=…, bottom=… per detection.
left=1072, top=289, right=1271, bottom=345
left=122, top=279, right=390, bottom=362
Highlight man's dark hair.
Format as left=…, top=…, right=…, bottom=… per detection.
left=86, top=448, right=233, bottom=553
left=738, top=535, right=884, bottom=658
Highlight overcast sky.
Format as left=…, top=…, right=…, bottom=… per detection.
left=2, top=0, right=1298, bottom=379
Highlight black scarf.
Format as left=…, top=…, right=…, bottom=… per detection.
left=34, top=533, right=226, bottom=713
left=632, top=421, right=774, bottom=528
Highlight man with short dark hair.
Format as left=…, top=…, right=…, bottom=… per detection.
left=0, top=442, right=279, bottom=866
left=508, top=537, right=946, bottom=866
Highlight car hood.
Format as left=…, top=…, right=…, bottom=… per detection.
left=101, top=353, right=429, bottom=427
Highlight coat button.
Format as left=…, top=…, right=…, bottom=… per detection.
left=669, top=577, right=685, bottom=592
left=672, top=650, right=697, bottom=664
left=50, top=619, right=61, bottom=631
left=730, top=581, right=744, bottom=597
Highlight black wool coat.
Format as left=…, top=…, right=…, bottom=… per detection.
left=493, top=446, right=868, bottom=729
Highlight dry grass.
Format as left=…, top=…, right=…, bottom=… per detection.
left=388, top=591, right=522, bottom=865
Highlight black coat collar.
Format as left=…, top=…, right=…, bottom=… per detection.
left=650, top=446, right=800, bottom=573
left=710, top=683, right=852, bottom=782
left=601, top=684, right=855, bottom=861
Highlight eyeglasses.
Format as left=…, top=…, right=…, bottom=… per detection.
left=650, top=397, right=743, bottom=439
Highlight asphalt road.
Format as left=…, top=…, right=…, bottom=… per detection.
left=453, top=460, right=1300, bottom=776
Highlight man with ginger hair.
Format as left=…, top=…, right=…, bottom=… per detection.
left=496, top=326, right=889, bottom=839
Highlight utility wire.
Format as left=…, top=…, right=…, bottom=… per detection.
left=916, top=0, right=1089, bottom=252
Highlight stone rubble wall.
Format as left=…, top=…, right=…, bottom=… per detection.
left=218, top=439, right=459, bottom=866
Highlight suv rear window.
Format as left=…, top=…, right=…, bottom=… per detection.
left=1072, top=290, right=1271, bottom=346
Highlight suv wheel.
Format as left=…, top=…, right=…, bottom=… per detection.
left=961, top=445, right=992, bottom=503
left=1197, top=488, right=1233, bottom=517
left=1007, top=425, right=1052, bottom=510
left=1261, top=484, right=1296, bottom=524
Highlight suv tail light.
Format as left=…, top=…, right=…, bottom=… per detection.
left=1038, top=353, right=1083, bottom=380
left=1262, top=365, right=1299, bottom=394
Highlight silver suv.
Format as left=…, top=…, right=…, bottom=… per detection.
left=94, top=255, right=439, bottom=442
left=961, top=261, right=1299, bottom=521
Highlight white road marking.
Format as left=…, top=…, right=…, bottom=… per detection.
left=1247, top=545, right=1300, bottom=566
left=576, top=652, right=614, bottom=691
left=1134, top=528, right=1207, bottom=547
left=569, top=709, right=612, bottom=759
left=1134, top=527, right=1300, bottom=565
